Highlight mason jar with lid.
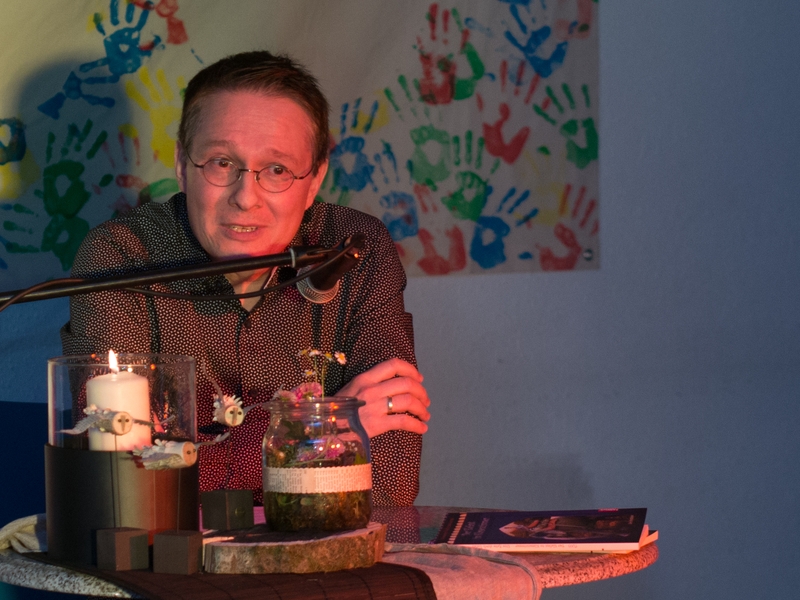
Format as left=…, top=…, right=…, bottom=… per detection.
left=262, top=396, right=372, bottom=531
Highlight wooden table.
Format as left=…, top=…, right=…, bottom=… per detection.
left=0, top=506, right=658, bottom=597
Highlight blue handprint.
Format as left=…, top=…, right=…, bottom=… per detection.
left=328, top=100, right=380, bottom=198
left=470, top=185, right=537, bottom=269
left=330, top=138, right=376, bottom=193
left=501, top=0, right=568, bottom=78
left=80, top=1, right=161, bottom=79
left=380, top=191, right=419, bottom=242
left=38, top=0, right=161, bottom=118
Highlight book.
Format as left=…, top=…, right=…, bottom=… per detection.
left=433, top=507, right=658, bottom=554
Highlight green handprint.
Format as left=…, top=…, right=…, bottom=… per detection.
left=34, top=120, right=113, bottom=269
left=534, top=83, right=597, bottom=169
left=441, top=171, right=489, bottom=221
left=409, top=125, right=452, bottom=189
left=440, top=129, right=497, bottom=222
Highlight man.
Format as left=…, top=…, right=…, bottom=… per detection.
left=62, top=51, right=430, bottom=506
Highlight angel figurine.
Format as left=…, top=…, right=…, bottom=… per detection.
left=61, top=405, right=151, bottom=437
left=132, top=432, right=230, bottom=470
left=204, top=362, right=262, bottom=428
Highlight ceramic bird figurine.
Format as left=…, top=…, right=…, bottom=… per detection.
left=132, top=432, right=230, bottom=470
left=61, top=405, right=150, bottom=436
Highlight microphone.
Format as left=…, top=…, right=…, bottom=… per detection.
left=296, top=234, right=365, bottom=304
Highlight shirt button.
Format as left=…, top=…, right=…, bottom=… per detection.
left=242, top=319, right=252, bottom=329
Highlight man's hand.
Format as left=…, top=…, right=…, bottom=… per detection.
left=337, top=358, right=430, bottom=438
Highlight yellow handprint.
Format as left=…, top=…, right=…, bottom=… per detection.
left=0, top=153, right=39, bottom=200
left=125, top=67, right=186, bottom=168
left=0, top=117, right=39, bottom=200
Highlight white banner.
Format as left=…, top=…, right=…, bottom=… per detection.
left=0, top=0, right=599, bottom=286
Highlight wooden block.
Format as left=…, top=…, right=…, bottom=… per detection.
left=204, top=522, right=386, bottom=574
left=153, top=530, right=203, bottom=574
left=201, top=489, right=254, bottom=531
left=95, top=528, right=149, bottom=571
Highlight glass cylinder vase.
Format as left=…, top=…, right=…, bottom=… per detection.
left=46, top=353, right=198, bottom=565
left=263, top=396, right=372, bottom=532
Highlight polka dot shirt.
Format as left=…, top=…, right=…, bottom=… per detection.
left=61, top=193, right=421, bottom=507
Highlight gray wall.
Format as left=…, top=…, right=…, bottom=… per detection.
left=2, top=1, right=799, bottom=598
left=409, top=1, right=800, bottom=598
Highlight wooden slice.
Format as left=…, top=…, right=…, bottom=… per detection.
left=203, top=522, right=386, bottom=574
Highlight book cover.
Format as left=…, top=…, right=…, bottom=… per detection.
left=433, top=508, right=657, bottom=553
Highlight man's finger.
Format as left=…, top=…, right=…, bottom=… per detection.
left=371, top=414, right=428, bottom=437
left=348, top=358, right=423, bottom=388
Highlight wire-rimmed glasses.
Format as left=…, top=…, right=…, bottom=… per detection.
left=186, top=153, right=313, bottom=193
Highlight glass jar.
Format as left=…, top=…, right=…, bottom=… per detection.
left=263, top=396, right=372, bottom=531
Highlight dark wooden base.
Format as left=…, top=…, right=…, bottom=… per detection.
left=45, top=444, right=199, bottom=566
left=201, top=489, right=254, bottom=531
left=95, top=527, right=149, bottom=570
left=153, top=530, right=203, bottom=575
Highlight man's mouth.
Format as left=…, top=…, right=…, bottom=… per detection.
left=228, top=225, right=258, bottom=233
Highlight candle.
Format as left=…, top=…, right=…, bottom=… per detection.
left=86, top=351, right=152, bottom=451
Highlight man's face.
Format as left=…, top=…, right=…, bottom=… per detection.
left=175, top=90, right=328, bottom=260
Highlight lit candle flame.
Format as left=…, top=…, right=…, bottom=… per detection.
left=108, top=350, right=119, bottom=374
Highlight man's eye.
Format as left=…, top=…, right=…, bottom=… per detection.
left=263, top=164, right=289, bottom=177
left=210, top=158, right=235, bottom=170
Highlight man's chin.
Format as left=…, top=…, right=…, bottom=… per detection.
left=209, top=244, right=288, bottom=262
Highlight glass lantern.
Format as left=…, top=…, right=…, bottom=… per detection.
left=45, top=352, right=198, bottom=565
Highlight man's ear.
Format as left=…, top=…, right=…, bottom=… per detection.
left=175, top=142, right=188, bottom=193
left=305, top=160, right=328, bottom=209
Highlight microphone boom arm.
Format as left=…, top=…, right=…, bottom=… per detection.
left=0, top=239, right=360, bottom=308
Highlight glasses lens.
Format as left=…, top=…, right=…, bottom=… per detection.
left=202, top=159, right=240, bottom=187
left=257, top=164, right=295, bottom=193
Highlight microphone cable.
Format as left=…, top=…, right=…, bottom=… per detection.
left=0, top=278, right=85, bottom=315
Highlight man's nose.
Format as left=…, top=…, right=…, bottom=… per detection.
left=227, top=169, right=264, bottom=210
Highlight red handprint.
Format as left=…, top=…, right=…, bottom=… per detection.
left=417, top=226, right=466, bottom=275
left=537, top=183, right=597, bottom=271
left=555, top=0, right=594, bottom=41
left=538, top=223, right=581, bottom=270
left=475, top=59, right=532, bottom=164
left=132, top=0, right=188, bottom=45
left=415, top=3, right=485, bottom=105
left=480, top=101, right=530, bottom=165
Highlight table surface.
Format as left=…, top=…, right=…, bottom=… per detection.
left=0, top=506, right=658, bottom=597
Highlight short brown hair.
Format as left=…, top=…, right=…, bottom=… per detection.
left=178, top=51, right=329, bottom=172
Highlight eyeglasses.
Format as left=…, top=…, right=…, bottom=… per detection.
left=186, top=153, right=313, bottom=193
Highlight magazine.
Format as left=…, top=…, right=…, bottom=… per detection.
left=433, top=507, right=658, bottom=553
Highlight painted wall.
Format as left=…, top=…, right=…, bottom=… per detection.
left=1, top=1, right=799, bottom=599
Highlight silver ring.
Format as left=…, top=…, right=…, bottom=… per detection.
left=387, top=396, right=394, bottom=414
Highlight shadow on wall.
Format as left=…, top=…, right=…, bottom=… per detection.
left=421, top=447, right=595, bottom=510
left=2, top=53, right=144, bottom=290
left=483, top=453, right=595, bottom=509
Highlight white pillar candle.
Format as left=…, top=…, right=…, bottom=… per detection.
left=86, top=351, right=152, bottom=451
